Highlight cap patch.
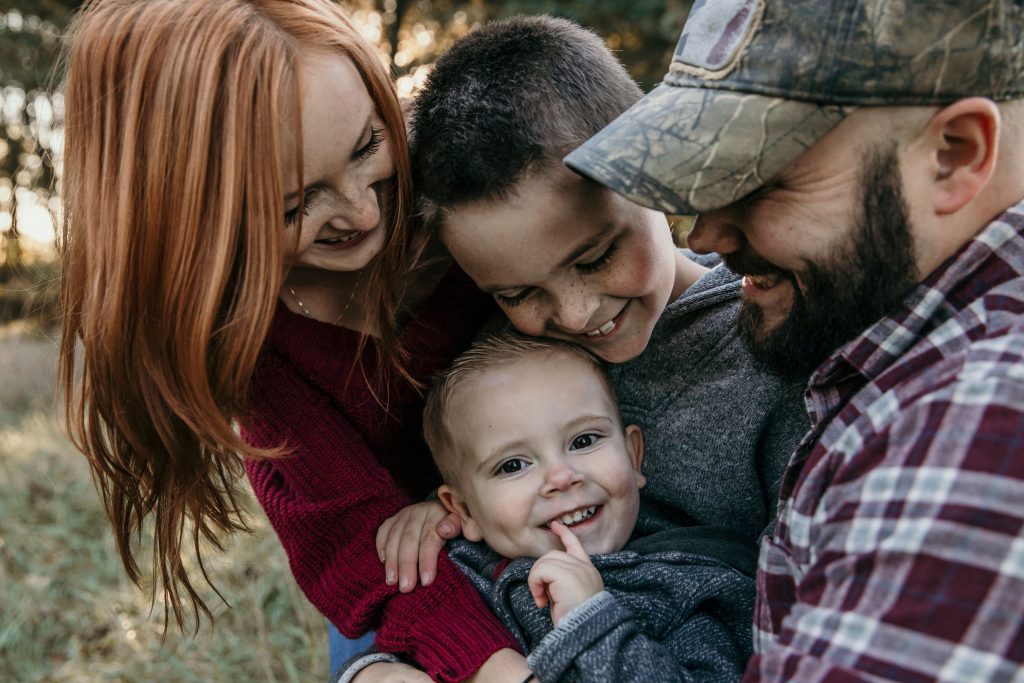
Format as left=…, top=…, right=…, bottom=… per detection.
left=672, top=0, right=765, bottom=80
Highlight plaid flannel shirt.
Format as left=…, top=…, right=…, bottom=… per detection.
left=746, top=202, right=1024, bottom=682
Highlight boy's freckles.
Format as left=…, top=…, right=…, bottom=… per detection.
left=441, top=164, right=681, bottom=363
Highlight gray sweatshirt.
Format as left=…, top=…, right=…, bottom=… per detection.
left=447, top=526, right=757, bottom=683
left=608, top=262, right=809, bottom=543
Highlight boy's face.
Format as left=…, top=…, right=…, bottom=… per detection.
left=442, top=165, right=683, bottom=363
left=439, top=351, right=645, bottom=559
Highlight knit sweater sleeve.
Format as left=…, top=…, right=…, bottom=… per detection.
left=242, top=352, right=519, bottom=682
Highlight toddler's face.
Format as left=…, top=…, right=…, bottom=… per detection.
left=442, top=165, right=682, bottom=363
left=439, top=351, right=645, bottom=559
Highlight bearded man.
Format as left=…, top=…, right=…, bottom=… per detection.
left=567, top=0, right=1024, bottom=680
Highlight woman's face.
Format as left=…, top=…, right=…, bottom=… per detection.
left=279, top=51, right=394, bottom=273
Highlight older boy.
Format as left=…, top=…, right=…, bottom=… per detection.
left=350, top=333, right=756, bottom=683
left=403, top=13, right=807, bottom=568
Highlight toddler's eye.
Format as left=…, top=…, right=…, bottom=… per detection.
left=496, top=458, right=528, bottom=475
left=570, top=433, right=600, bottom=450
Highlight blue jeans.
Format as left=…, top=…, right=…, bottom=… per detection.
left=329, top=622, right=376, bottom=678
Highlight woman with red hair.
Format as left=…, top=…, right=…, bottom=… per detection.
left=58, top=1, right=525, bottom=680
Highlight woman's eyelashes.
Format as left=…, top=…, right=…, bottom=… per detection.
left=355, top=125, right=385, bottom=160
left=284, top=200, right=312, bottom=228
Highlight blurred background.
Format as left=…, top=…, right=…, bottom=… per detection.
left=0, top=1, right=692, bottom=680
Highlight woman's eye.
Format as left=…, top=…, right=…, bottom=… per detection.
left=576, top=242, right=618, bottom=274
left=496, top=458, right=528, bottom=475
left=355, top=125, right=385, bottom=160
left=495, top=289, right=532, bottom=307
left=283, top=202, right=312, bottom=228
left=570, top=433, right=600, bottom=450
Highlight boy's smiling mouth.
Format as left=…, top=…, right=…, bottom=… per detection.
left=583, top=305, right=628, bottom=338
left=541, top=504, right=601, bottom=529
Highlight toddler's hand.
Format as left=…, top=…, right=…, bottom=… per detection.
left=352, top=661, right=431, bottom=683
left=527, top=521, right=604, bottom=626
left=376, top=500, right=455, bottom=592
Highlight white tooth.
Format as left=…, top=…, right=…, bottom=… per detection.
left=573, top=510, right=584, bottom=522
left=587, top=506, right=596, bottom=515
left=599, top=320, right=615, bottom=335
left=561, top=513, right=574, bottom=525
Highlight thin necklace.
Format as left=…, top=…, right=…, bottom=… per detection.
left=286, top=272, right=363, bottom=325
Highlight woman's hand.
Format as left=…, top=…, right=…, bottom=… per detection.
left=527, top=521, right=604, bottom=626
left=376, top=500, right=461, bottom=591
left=464, top=648, right=532, bottom=683
left=352, top=661, right=432, bottom=683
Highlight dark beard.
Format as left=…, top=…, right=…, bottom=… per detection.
left=736, top=146, right=919, bottom=380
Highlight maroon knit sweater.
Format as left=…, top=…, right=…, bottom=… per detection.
left=241, top=268, right=519, bottom=682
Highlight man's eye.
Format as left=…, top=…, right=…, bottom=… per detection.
left=496, top=458, right=528, bottom=475
left=570, top=433, right=599, bottom=450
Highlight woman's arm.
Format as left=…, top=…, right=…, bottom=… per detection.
left=243, top=354, right=520, bottom=682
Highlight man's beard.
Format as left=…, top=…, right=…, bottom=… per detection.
left=731, top=146, right=919, bottom=380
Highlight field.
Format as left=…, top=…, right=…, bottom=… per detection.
left=0, top=323, right=325, bottom=682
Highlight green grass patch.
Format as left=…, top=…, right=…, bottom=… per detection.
left=0, top=327, right=326, bottom=682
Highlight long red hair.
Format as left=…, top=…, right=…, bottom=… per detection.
left=58, top=0, right=414, bottom=629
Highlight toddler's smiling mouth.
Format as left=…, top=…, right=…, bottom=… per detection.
left=541, top=504, right=601, bottom=529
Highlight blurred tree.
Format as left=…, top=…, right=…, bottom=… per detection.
left=352, top=0, right=692, bottom=95
left=0, top=1, right=77, bottom=276
left=0, top=0, right=692, bottom=280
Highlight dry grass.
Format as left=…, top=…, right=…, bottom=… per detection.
left=0, top=324, right=326, bottom=682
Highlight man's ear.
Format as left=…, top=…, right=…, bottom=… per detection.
left=624, top=425, right=646, bottom=489
left=922, top=98, right=999, bottom=215
left=437, top=484, right=484, bottom=542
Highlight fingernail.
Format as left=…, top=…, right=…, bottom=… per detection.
left=421, top=572, right=431, bottom=586
left=386, top=569, right=395, bottom=584
left=400, top=577, right=410, bottom=591
left=378, top=550, right=385, bottom=562
left=438, top=522, right=453, bottom=535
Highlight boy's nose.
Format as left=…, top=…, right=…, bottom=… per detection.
left=542, top=461, right=584, bottom=494
left=550, top=290, right=599, bottom=334
left=687, top=210, right=747, bottom=256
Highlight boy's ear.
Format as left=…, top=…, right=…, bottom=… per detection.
left=920, top=97, right=999, bottom=215
left=437, top=484, right=484, bottom=542
left=624, top=425, right=646, bottom=489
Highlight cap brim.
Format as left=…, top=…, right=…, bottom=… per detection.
left=565, top=83, right=849, bottom=214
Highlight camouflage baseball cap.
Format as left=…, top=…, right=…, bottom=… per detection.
left=565, top=0, right=1024, bottom=215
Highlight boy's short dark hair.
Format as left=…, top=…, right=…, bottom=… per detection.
left=423, top=331, right=620, bottom=488
left=410, top=15, right=642, bottom=218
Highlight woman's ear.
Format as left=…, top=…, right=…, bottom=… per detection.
left=624, top=425, right=646, bottom=489
left=922, top=98, right=1000, bottom=215
left=437, top=484, right=484, bottom=542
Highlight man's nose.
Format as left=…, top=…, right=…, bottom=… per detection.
left=687, top=210, right=747, bottom=256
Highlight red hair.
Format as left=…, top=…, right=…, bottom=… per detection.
left=58, top=0, right=414, bottom=629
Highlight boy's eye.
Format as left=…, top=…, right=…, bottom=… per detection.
left=355, top=125, right=385, bottom=160
left=576, top=242, right=618, bottom=275
left=495, top=289, right=533, bottom=307
left=570, top=433, right=600, bottom=450
left=495, top=458, right=529, bottom=475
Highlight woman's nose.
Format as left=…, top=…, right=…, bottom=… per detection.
left=687, top=210, right=747, bottom=256
left=336, top=181, right=381, bottom=232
